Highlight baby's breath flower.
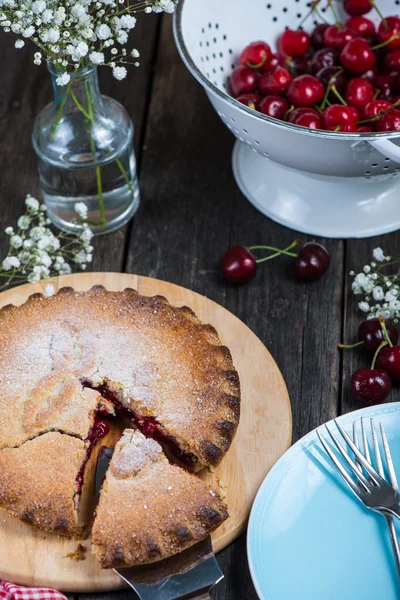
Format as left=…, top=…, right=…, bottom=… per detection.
left=113, top=65, right=127, bottom=80
left=43, top=283, right=55, bottom=297
left=10, top=235, right=23, bottom=248
left=2, top=256, right=20, bottom=271
left=373, top=247, right=386, bottom=262
left=75, top=202, right=88, bottom=219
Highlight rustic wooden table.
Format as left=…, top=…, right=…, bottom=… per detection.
left=0, top=12, right=397, bottom=600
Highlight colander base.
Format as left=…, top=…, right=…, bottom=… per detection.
left=232, top=141, right=400, bottom=239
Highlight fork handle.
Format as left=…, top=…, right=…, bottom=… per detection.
left=385, top=514, right=400, bottom=581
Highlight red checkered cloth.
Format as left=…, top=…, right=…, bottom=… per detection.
left=0, top=582, right=67, bottom=600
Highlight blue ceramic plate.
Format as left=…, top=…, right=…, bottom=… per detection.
left=247, top=403, right=400, bottom=600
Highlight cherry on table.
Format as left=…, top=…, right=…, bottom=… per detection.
left=230, top=65, right=258, bottom=96
left=324, top=25, right=358, bottom=51
left=287, top=74, right=325, bottom=107
left=376, top=346, right=400, bottom=378
left=358, top=318, right=399, bottom=354
left=346, top=16, right=376, bottom=38
left=293, top=242, right=330, bottom=281
left=344, top=0, right=373, bottom=16
left=375, top=109, right=400, bottom=132
left=220, top=246, right=257, bottom=284
left=311, top=24, right=330, bottom=50
left=344, top=77, right=374, bottom=108
left=259, top=95, right=289, bottom=120
left=351, top=369, right=392, bottom=406
left=240, top=41, right=272, bottom=69
left=236, top=93, right=261, bottom=109
left=340, top=38, right=376, bottom=75
left=323, top=105, right=359, bottom=132
left=258, top=66, right=292, bottom=96
left=378, top=16, right=400, bottom=50
left=278, top=29, right=311, bottom=57
left=311, top=48, right=340, bottom=75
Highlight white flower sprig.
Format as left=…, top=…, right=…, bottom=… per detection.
left=350, top=247, right=400, bottom=322
left=0, top=0, right=178, bottom=84
left=0, top=195, right=94, bottom=293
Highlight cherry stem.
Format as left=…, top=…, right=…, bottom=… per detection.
left=314, top=6, right=331, bottom=25
left=247, top=52, right=267, bottom=70
left=284, top=105, right=295, bottom=120
left=379, top=315, right=394, bottom=347
left=327, top=0, right=341, bottom=30
left=297, top=0, right=321, bottom=30
left=249, top=240, right=300, bottom=263
left=357, top=98, right=400, bottom=124
left=370, top=1, right=388, bottom=30
left=338, top=341, right=364, bottom=350
left=372, top=34, right=400, bottom=51
left=331, top=84, right=347, bottom=106
left=371, top=340, right=388, bottom=370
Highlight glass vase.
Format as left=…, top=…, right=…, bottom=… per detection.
left=32, top=65, right=140, bottom=235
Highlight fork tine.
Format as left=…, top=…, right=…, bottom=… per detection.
left=371, top=419, right=384, bottom=478
left=325, top=426, right=371, bottom=490
left=361, top=417, right=371, bottom=463
left=353, top=422, right=363, bottom=472
left=317, top=430, right=362, bottom=498
left=334, top=419, right=383, bottom=485
left=380, top=422, right=399, bottom=493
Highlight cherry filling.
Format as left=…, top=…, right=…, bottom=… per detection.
left=81, top=380, right=199, bottom=470
left=75, top=414, right=110, bottom=495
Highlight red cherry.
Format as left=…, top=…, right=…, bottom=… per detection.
left=220, top=246, right=257, bottom=284
left=230, top=66, right=258, bottom=96
left=278, top=29, right=311, bottom=57
left=344, top=0, right=372, bottom=16
left=344, top=77, right=374, bottom=108
left=341, top=38, right=376, bottom=74
left=311, top=48, right=340, bottom=75
left=383, top=50, right=400, bottom=75
left=374, top=75, right=396, bottom=100
left=358, top=318, right=399, bottom=354
left=287, top=107, right=321, bottom=123
left=316, top=66, right=348, bottom=97
left=240, top=41, right=272, bottom=69
left=376, top=346, right=400, bottom=378
left=311, top=24, right=330, bottom=50
left=375, top=109, right=400, bottom=132
left=346, top=16, right=376, bottom=38
left=357, top=125, right=375, bottom=131
left=363, top=99, right=392, bottom=119
left=258, top=66, right=292, bottom=96
left=287, top=56, right=311, bottom=77
left=294, top=242, right=330, bottom=280
left=378, top=17, right=400, bottom=50
left=351, top=369, right=392, bottom=406
left=323, top=105, right=359, bottom=131
left=236, top=93, right=261, bottom=109
left=260, top=52, right=284, bottom=73
left=259, top=95, right=289, bottom=120
left=324, top=25, right=357, bottom=51
left=287, top=74, right=325, bottom=107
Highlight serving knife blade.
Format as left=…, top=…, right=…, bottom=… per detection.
left=95, top=447, right=223, bottom=600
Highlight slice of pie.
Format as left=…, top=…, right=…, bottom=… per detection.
left=91, top=430, right=228, bottom=568
left=0, top=398, right=116, bottom=537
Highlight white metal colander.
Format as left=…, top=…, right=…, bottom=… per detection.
left=173, top=0, right=400, bottom=239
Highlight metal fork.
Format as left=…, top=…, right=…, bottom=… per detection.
left=317, top=418, right=400, bottom=519
left=317, top=418, right=400, bottom=580
left=352, top=419, right=400, bottom=579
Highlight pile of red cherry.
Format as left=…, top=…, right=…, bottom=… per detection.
left=229, top=1, right=400, bottom=132
left=340, top=317, right=400, bottom=405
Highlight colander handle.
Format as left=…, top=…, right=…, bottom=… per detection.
left=369, top=139, right=400, bottom=164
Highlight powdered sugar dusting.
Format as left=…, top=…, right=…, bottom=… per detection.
left=111, top=430, right=162, bottom=478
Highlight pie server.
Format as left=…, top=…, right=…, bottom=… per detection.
left=95, top=447, right=224, bottom=600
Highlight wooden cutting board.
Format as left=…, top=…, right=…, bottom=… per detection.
left=0, top=272, right=292, bottom=592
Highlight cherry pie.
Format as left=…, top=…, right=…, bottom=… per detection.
left=91, top=430, right=228, bottom=568
left=0, top=286, right=240, bottom=544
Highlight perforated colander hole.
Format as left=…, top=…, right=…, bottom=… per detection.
left=383, top=166, right=390, bottom=170
left=219, top=52, right=223, bottom=58
left=212, top=68, right=216, bottom=73
left=206, top=41, right=210, bottom=47
left=273, top=16, right=278, bottom=21
left=371, top=163, right=378, bottom=168
left=266, top=3, right=272, bottom=8
left=255, top=140, right=260, bottom=145
left=220, top=66, right=224, bottom=72
left=282, top=6, right=288, bottom=12
left=213, top=38, right=217, bottom=43
left=223, top=34, right=227, bottom=40
left=243, top=129, right=248, bottom=134
left=365, top=171, right=372, bottom=175
left=230, top=117, right=236, bottom=122
left=229, top=49, right=233, bottom=54
left=385, top=157, right=391, bottom=162
left=263, top=152, right=270, bottom=158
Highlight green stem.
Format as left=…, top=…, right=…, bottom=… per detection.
left=331, top=85, right=347, bottom=106
left=371, top=340, right=388, bottom=369
left=51, top=86, right=71, bottom=141
left=84, top=80, right=106, bottom=228
left=249, top=240, right=300, bottom=263
left=338, top=341, right=364, bottom=350
left=115, top=157, right=133, bottom=194
left=372, top=35, right=400, bottom=51
left=379, top=316, right=394, bottom=348
left=370, top=1, right=388, bottom=29
left=327, top=0, right=341, bottom=29
left=71, top=87, right=91, bottom=120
